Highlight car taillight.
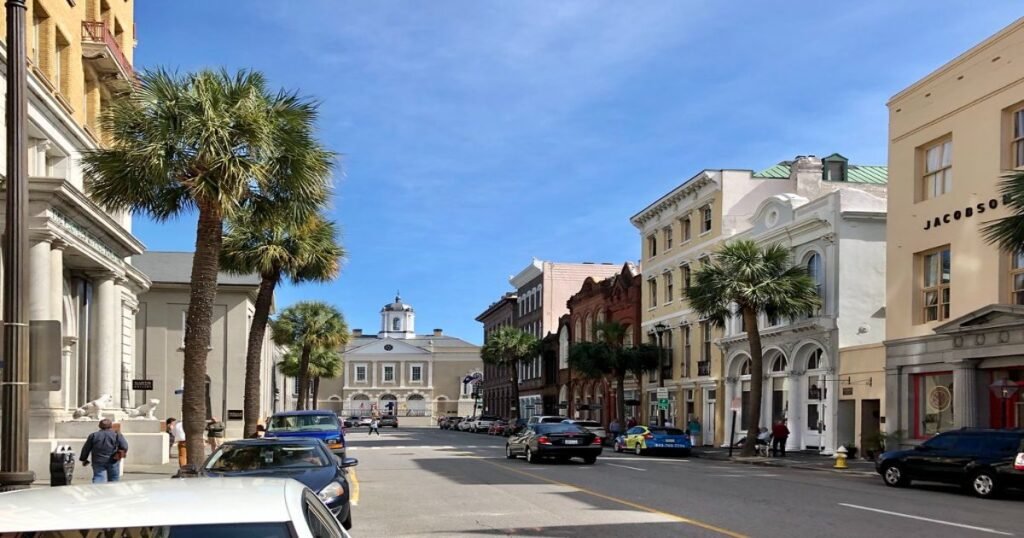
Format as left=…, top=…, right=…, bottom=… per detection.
left=1015, top=452, right=1024, bottom=471
left=538, top=436, right=551, bottom=445
left=644, top=433, right=654, bottom=440
left=592, top=436, right=602, bottom=445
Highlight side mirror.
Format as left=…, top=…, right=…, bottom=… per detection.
left=340, top=457, right=359, bottom=468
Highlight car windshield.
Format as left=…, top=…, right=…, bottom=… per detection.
left=538, top=424, right=587, bottom=434
left=650, top=428, right=686, bottom=436
left=205, top=444, right=329, bottom=471
left=14, top=523, right=295, bottom=537
left=267, top=414, right=338, bottom=432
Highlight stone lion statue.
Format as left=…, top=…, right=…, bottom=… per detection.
left=126, top=399, right=160, bottom=420
left=72, top=393, right=113, bottom=420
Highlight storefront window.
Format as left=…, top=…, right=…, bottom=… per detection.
left=1011, top=252, right=1024, bottom=305
left=914, top=372, right=954, bottom=438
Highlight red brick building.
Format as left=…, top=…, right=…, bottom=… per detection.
left=564, top=263, right=643, bottom=429
left=475, top=293, right=516, bottom=418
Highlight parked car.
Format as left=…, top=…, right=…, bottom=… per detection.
left=458, top=416, right=476, bottom=431
left=357, top=416, right=373, bottom=427
left=343, top=416, right=360, bottom=428
left=264, top=410, right=347, bottom=458
left=615, top=426, right=692, bottom=456
left=506, top=422, right=602, bottom=464
left=563, top=419, right=608, bottom=444
left=0, top=477, right=351, bottom=537
left=504, top=418, right=528, bottom=437
left=443, top=416, right=464, bottom=430
left=379, top=414, right=399, bottom=428
left=472, top=415, right=500, bottom=433
left=489, top=419, right=509, bottom=435
left=527, top=415, right=569, bottom=425
left=876, top=428, right=1024, bottom=498
left=203, top=438, right=358, bottom=529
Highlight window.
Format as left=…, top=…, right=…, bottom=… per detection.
left=383, top=365, right=395, bottom=383
left=1011, top=252, right=1024, bottom=305
left=664, top=271, right=674, bottom=303
left=922, top=139, right=953, bottom=199
left=921, top=247, right=951, bottom=322
left=32, top=6, right=47, bottom=66
left=647, top=235, right=657, bottom=258
left=913, top=372, right=955, bottom=438
left=682, top=325, right=691, bottom=378
left=825, top=160, right=844, bottom=181
left=355, top=365, right=367, bottom=383
left=664, top=227, right=673, bottom=250
left=392, top=317, right=401, bottom=331
left=681, top=217, right=692, bottom=242
left=681, top=264, right=691, bottom=290
left=701, top=206, right=712, bottom=233
left=55, top=32, right=68, bottom=95
left=699, top=255, right=710, bottom=266
left=410, top=365, right=422, bottom=382
left=648, top=279, right=657, bottom=308
left=661, top=329, right=673, bottom=381
left=807, top=348, right=823, bottom=370
left=806, top=252, right=823, bottom=315
left=584, top=314, right=593, bottom=342
left=573, top=319, right=582, bottom=344
left=1011, top=107, right=1024, bottom=169
left=701, top=321, right=711, bottom=362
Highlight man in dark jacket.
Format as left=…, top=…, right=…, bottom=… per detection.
left=80, top=418, right=129, bottom=483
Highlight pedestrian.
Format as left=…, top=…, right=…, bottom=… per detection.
left=771, top=418, right=790, bottom=457
left=609, top=418, right=621, bottom=443
left=368, top=417, right=380, bottom=436
left=206, top=416, right=225, bottom=451
left=626, top=416, right=637, bottom=429
left=172, top=418, right=188, bottom=466
left=79, top=418, right=128, bottom=483
left=687, top=415, right=702, bottom=446
left=249, top=424, right=266, bottom=439
left=165, top=418, right=176, bottom=453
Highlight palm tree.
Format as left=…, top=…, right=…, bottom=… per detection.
left=568, top=322, right=659, bottom=426
left=276, top=352, right=302, bottom=407
left=480, top=326, right=538, bottom=420
left=272, top=302, right=349, bottom=410
left=307, top=348, right=343, bottom=411
left=84, top=69, right=328, bottom=466
left=684, top=240, right=820, bottom=456
left=982, top=171, right=1024, bottom=253
left=222, top=211, right=344, bottom=437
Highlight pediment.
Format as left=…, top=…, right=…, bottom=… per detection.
left=934, top=304, right=1024, bottom=334
left=345, top=338, right=429, bottom=355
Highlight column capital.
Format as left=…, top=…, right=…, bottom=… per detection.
left=86, top=269, right=122, bottom=282
left=29, top=230, right=56, bottom=244
left=50, top=238, right=69, bottom=251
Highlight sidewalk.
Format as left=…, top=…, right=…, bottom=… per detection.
left=692, top=446, right=878, bottom=476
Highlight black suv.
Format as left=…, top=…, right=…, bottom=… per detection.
left=876, top=428, right=1024, bottom=498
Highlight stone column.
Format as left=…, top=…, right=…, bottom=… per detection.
left=884, top=366, right=902, bottom=436
left=27, top=238, right=51, bottom=320
left=786, top=371, right=803, bottom=451
left=61, top=336, right=77, bottom=411
left=88, top=272, right=117, bottom=406
left=953, top=362, right=978, bottom=428
left=49, top=240, right=65, bottom=326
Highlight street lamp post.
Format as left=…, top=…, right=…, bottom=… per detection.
left=989, top=379, right=1020, bottom=429
left=0, top=0, right=34, bottom=492
left=654, top=322, right=668, bottom=427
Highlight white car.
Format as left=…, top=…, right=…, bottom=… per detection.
left=563, top=419, right=608, bottom=442
left=458, top=417, right=476, bottom=431
left=0, top=477, right=351, bottom=538
left=471, top=415, right=500, bottom=433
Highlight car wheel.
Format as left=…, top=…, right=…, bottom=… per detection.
left=634, top=443, right=643, bottom=456
left=881, top=462, right=909, bottom=488
left=526, top=447, right=539, bottom=464
left=969, top=470, right=999, bottom=499
left=505, top=444, right=516, bottom=459
left=341, top=512, right=352, bottom=530
left=583, top=456, right=597, bottom=465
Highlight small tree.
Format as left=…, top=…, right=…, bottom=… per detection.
left=480, top=326, right=538, bottom=420
left=272, top=302, right=349, bottom=410
left=568, top=322, right=659, bottom=425
left=684, top=240, right=820, bottom=456
left=308, top=348, right=343, bottom=410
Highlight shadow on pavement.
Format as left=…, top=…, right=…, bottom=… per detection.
left=425, top=521, right=722, bottom=537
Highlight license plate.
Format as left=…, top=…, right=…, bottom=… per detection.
left=564, top=439, right=579, bottom=445
left=665, top=439, right=675, bottom=444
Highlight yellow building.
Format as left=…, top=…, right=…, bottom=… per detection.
left=885, top=18, right=1024, bottom=440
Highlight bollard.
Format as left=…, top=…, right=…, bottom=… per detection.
left=833, top=445, right=849, bottom=470
left=49, top=445, right=75, bottom=486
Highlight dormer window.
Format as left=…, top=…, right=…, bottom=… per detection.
left=823, top=154, right=848, bottom=182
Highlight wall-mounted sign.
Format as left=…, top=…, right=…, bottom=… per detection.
left=132, top=379, right=154, bottom=391
left=227, top=409, right=244, bottom=420
left=923, top=195, right=1010, bottom=231
left=842, top=387, right=854, bottom=396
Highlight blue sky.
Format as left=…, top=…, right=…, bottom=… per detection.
left=133, top=1, right=1021, bottom=345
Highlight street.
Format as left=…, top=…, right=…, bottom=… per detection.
left=346, top=427, right=1024, bottom=538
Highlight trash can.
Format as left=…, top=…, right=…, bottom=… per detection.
left=49, top=445, right=75, bottom=486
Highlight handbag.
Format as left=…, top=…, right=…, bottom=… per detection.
left=112, top=449, right=127, bottom=462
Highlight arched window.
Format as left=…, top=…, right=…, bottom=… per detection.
left=770, top=354, right=788, bottom=372
left=740, top=358, right=752, bottom=376
left=806, top=252, right=824, bottom=313
left=393, top=317, right=401, bottom=331
left=807, top=348, right=824, bottom=370
left=623, top=325, right=634, bottom=348
left=574, top=319, right=582, bottom=344
left=584, top=314, right=593, bottom=342
left=595, top=311, right=606, bottom=340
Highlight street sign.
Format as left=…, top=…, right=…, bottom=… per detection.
left=656, top=387, right=668, bottom=399
left=658, top=398, right=669, bottom=411
left=132, top=379, right=154, bottom=391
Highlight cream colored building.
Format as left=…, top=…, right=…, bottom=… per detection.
left=323, top=296, right=483, bottom=422
left=132, top=252, right=278, bottom=439
left=885, top=18, right=1024, bottom=439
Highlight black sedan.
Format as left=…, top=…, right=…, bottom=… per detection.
left=506, top=422, right=602, bottom=464
left=202, top=438, right=358, bottom=529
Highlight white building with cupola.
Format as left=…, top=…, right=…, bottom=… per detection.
left=318, top=295, right=483, bottom=424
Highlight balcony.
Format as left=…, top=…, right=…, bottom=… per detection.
left=697, top=360, right=711, bottom=377
left=81, top=21, right=134, bottom=92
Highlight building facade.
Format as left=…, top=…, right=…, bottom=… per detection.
left=884, top=18, right=1024, bottom=440
left=132, top=252, right=277, bottom=439
left=507, top=260, right=621, bottom=418
left=1, top=1, right=148, bottom=441
left=476, top=293, right=516, bottom=418
left=327, top=296, right=483, bottom=421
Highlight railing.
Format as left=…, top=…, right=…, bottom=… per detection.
left=81, top=21, right=133, bottom=79
left=697, top=361, right=711, bottom=377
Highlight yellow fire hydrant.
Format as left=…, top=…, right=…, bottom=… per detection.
left=833, top=446, right=849, bottom=469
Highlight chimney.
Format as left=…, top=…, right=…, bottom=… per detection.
left=433, top=328, right=443, bottom=337
left=352, top=329, right=363, bottom=337
left=790, top=155, right=823, bottom=196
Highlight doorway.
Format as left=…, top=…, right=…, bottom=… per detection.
left=703, top=387, right=716, bottom=446
left=837, top=400, right=856, bottom=449
left=861, top=399, right=881, bottom=455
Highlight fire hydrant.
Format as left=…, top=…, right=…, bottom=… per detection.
left=833, top=446, right=849, bottom=469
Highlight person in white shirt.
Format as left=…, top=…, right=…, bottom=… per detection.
left=172, top=419, right=187, bottom=467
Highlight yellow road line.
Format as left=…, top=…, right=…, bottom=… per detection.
left=348, top=468, right=360, bottom=506
left=474, top=456, right=748, bottom=538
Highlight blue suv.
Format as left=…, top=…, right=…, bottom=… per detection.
left=264, top=410, right=347, bottom=458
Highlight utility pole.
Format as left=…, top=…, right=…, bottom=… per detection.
left=0, top=0, right=34, bottom=491
left=654, top=322, right=668, bottom=427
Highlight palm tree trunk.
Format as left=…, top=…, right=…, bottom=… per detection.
left=312, top=377, right=320, bottom=410
left=615, top=371, right=626, bottom=427
left=741, top=306, right=764, bottom=457
left=183, top=202, right=223, bottom=467
left=509, top=360, right=521, bottom=420
left=297, top=345, right=312, bottom=410
left=243, top=275, right=278, bottom=438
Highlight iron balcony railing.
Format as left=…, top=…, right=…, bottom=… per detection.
left=81, top=21, right=134, bottom=80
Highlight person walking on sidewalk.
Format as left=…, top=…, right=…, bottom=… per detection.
left=608, top=418, right=621, bottom=445
left=206, top=417, right=226, bottom=451
left=771, top=418, right=790, bottom=457
left=368, top=417, right=380, bottom=436
left=172, top=418, right=188, bottom=466
left=165, top=418, right=177, bottom=453
left=80, top=419, right=129, bottom=483
left=687, top=415, right=702, bottom=446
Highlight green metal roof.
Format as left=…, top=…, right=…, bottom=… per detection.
left=753, top=160, right=888, bottom=185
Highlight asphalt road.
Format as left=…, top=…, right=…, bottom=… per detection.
left=343, top=426, right=1024, bottom=538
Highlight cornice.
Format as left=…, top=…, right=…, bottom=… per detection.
left=630, top=172, right=717, bottom=228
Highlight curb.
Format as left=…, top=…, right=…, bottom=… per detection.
left=693, top=452, right=876, bottom=477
